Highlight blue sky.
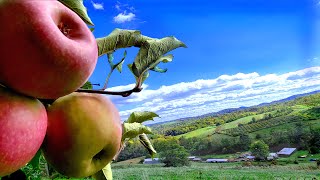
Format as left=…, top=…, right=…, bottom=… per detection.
left=84, top=0, right=320, bottom=123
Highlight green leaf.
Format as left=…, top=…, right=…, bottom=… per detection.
left=126, top=111, right=159, bottom=123
left=112, top=50, right=127, bottom=73
left=58, top=0, right=94, bottom=26
left=96, top=29, right=145, bottom=56
left=122, top=123, right=153, bottom=141
left=90, top=27, right=95, bottom=32
left=107, top=53, right=115, bottom=67
left=128, top=64, right=149, bottom=84
left=96, top=29, right=186, bottom=86
left=92, top=163, right=112, bottom=180
left=131, top=38, right=186, bottom=77
left=28, top=150, right=42, bottom=170
left=150, top=66, right=167, bottom=73
left=139, top=133, right=157, bottom=158
left=81, top=81, right=93, bottom=90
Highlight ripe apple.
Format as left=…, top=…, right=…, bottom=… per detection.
left=42, top=93, right=122, bottom=178
left=0, top=0, right=98, bottom=99
left=0, top=86, right=47, bottom=176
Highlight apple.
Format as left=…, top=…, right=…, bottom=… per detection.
left=0, top=0, right=98, bottom=99
left=0, top=86, right=47, bottom=177
left=42, top=92, right=122, bottom=178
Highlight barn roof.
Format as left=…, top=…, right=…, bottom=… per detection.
left=277, top=148, right=296, bottom=155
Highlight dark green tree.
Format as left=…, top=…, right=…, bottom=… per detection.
left=239, top=133, right=252, bottom=151
left=250, top=140, right=269, bottom=161
left=154, top=137, right=190, bottom=167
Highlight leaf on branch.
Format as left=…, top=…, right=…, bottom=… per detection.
left=113, top=50, right=127, bottom=73
left=58, top=0, right=94, bottom=26
left=139, top=133, right=157, bottom=158
left=96, top=29, right=186, bottom=89
left=122, top=122, right=153, bottom=141
left=126, top=111, right=159, bottom=123
left=81, top=81, right=93, bottom=90
left=128, top=64, right=149, bottom=84
left=107, top=53, right=115, bottom=67
left=150, top=66, right=168, bottom=73
left=131, top=38, right=186, bottom=77
left=96, top=29, right=146, bottom=56
left=28, top=150, right=42, bottom=170
left=92, top=163, right=112, bottom=180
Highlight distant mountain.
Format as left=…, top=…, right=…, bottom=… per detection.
left=150, top=90, right=320, bottom=126
left=257, top=90, right=320, bottom=106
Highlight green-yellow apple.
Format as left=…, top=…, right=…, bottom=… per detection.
left=42, top=93, right=122, bottom=178
left=0, top=86, right=47, bottom=176
left=0, top=0, right=98, bottom=99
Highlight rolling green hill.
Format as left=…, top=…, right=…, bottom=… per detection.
left=151, top=92, right=320, bottom=140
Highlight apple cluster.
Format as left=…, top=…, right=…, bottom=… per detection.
left=0, top=0, right=122, bottom=178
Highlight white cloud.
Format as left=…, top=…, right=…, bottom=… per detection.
left=91, top=1, right=104, bottom=10
left=109, top=66, right=320, bottom=124
left=113, top=11, right=136, bottom=24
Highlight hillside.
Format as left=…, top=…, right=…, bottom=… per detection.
left=150, top=91, right=320, bottom=139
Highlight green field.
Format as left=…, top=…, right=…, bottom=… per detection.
left=177, top=126, right=216, bottom=138
left=177, top=113, right=270, bottom=138
left=112, top=162, right=320, bottom=180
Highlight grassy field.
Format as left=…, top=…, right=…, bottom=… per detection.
left=177, top=113, right=269, bottom=138
left=112, top=162, right=320, bottom=180
left=177, top=126, right=216, bottom=138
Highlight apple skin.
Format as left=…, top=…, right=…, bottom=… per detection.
left=42, top=93, right=122, bottom=178
left=0, top=0, right=98, bottom=99
left=0, top=86, right=47, bottom=177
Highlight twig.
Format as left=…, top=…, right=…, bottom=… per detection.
left=75, top=86, right=143, bottom=97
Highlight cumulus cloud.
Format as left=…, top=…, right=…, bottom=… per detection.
left=113, top=11, right=136, bottom=23
left=91, top=1, right=104, bottom=10
left=109, top=67, right=320, bottom=124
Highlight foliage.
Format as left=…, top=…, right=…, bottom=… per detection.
left=308, top=127, right=320, bottom=154
left=117, top=141, right=148, bottom=162
left=238, top=133, right=252, bottom=151
left=250, top=140, right=269, bottom=161
left=153, top=138, right=190, bottom=167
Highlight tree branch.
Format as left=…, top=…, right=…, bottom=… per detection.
left=75, top=86, right=143, bottom=97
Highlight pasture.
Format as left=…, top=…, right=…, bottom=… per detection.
left=112, top=162, right=320, bottom=180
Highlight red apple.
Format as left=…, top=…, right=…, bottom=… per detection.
left=0, top=0, right=98, bottom=99
left=0, top=86, right=47, bottom=176
left=42, top=93, right=122, bottom=178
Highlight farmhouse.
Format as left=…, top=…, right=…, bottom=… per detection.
left=277, top=148, right=297, bottom=157
left=206, top=159, right=228, bottom=163
left=143, top=158, right=160, bottom=164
